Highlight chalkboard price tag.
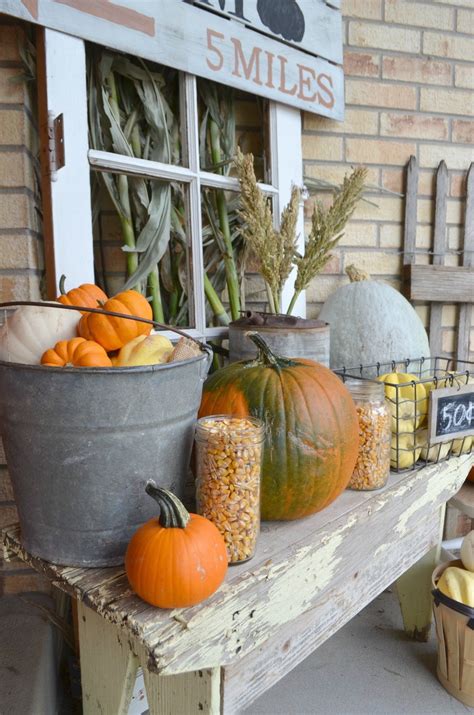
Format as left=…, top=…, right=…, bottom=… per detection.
left=428, top=384, right=474, bottom=444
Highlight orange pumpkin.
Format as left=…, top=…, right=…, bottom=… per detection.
left=56, top=275, right=108, bottom=314
left=125, top=482, right=228, bottom=608
left=199, top=332, right=360, bottom=521
left=78, top=290, right=152, bottom=351
left=41, top=337, right=112, bottom=368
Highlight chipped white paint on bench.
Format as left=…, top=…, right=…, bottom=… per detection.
left=3, top=454, right=472, bottom=714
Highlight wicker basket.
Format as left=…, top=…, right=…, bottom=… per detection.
left=432, top=560, right=474, bottom=707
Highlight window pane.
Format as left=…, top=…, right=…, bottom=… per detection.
left=92, top=172, right=192, bottom=328
left=201, top=186, right=268, bottom=328
left=87, top=44, right=182, bottom=166
left=197, top=80, right=269, bottom=183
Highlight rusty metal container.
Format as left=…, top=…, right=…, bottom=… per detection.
left=229, top=312, right=330, bottom=365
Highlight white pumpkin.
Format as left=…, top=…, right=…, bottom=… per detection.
left=319, top=266, right=430, bottom=375
left=461, top=531, right=474, bottom=572
left=418, top=430, right=451, bottom=462
left=0, top=304, right=81, bottom=365
left=451, top=436, right=473, bottom=455
left=391, top=431, right=423, bottom=470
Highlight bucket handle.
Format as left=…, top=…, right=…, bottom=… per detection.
left=0, top=300, right=213, bottom=361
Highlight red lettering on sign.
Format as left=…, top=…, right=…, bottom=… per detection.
left=317, top=73, right=335, bottom=109
left=264, top=50, right=276, bottom=89
left=278, top=55, right=297, bottom=96
left=207, top=28, right=225, bottom=71
left=231, top=38, right=263, bottom=85
left=297, top=64, right=317, bottom=102
left=204, top=28, right=338, bottom=113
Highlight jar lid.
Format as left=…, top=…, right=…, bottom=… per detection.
left=344, top=378, right=385, bottom=400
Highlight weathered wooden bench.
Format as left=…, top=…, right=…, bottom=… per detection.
left=444, top=479, right=474, bottom=541
left=449, top=481, right=474, bottom=521
left=3, top=453, right=473, bottom=715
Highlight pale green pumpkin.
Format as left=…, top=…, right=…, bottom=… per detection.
left=319, top=266, right=430, bottom=374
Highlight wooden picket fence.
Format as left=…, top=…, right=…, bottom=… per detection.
left=403, top=156, right=474, bottom=364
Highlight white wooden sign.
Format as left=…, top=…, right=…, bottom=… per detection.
left=1, top=0, right=344, bottom=120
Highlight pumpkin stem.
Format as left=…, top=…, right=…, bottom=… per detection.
left=145, top=480, right=190, bottom=529
left=59, top=275, right=67, bottom=295
left=346, top=265, right=370, bottom=282
left=246, top=331, right=296, bottom=369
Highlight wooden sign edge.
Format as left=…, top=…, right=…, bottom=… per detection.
left=0, top=0, right=345, bottom=120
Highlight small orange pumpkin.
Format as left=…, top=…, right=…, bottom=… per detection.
left=56, top=275, right=108, bottom=314
left=78, top=290, right=152, bottom=351
left=125, top=482, right=228, bottom=608
left=41, top=337, right=112, bottom=368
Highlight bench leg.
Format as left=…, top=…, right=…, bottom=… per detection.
left=395, top=504, right=446, bottom=641
left=140, top=658, right=222, bottom=715
left=77, top=600, right=139, bottom=715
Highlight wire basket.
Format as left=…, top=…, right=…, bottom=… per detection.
left=336, top=357, right=473, bottom=472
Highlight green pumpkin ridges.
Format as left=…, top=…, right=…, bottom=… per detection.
left=280, top=368, right=323, bottom=519
left=312, top=369, right=359, bottom=504
left=277, top=366, right=335, bottom=519
left=235, top=361, right=308, bottom=520
left=293, top=368, right=342, bottom=514
left=245, top=363, right=288, bottom=519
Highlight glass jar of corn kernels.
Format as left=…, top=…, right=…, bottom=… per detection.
left=345, top=380, right=391, bottom=491
left=195, top=415, right=264, bottom=564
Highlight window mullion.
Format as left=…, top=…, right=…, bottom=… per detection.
left=88, top=149, right=196, bottom=184
left=269, top=102, right=305, bottom=317
left=200, top=170, right=277, bottom=195
left=38, top=30, right=94, bottom=295
left=180, top=73, right=207, bottom=337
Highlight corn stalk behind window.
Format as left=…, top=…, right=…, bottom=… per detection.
left=88, top=47, right=245, bottom=328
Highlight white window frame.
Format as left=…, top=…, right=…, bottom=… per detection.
left=40, top=29, right=305, bottom=341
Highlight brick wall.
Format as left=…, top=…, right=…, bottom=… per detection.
left=304, top=0, right=474, bottom=361
left=0, top=20, right=48, bottom=594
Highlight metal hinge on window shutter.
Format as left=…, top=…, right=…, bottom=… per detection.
left=47, top=112, right=65, bottom=180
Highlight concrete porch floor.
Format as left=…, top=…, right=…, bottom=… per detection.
left=0, top=587, right=469, bottom=714
left=243, top=588, right=468, bottom=715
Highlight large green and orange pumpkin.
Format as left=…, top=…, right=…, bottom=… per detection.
left=199, top=333, right=359, bottom=521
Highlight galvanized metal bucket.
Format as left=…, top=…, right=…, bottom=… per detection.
left=0, top=305, right=212, bottom=567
